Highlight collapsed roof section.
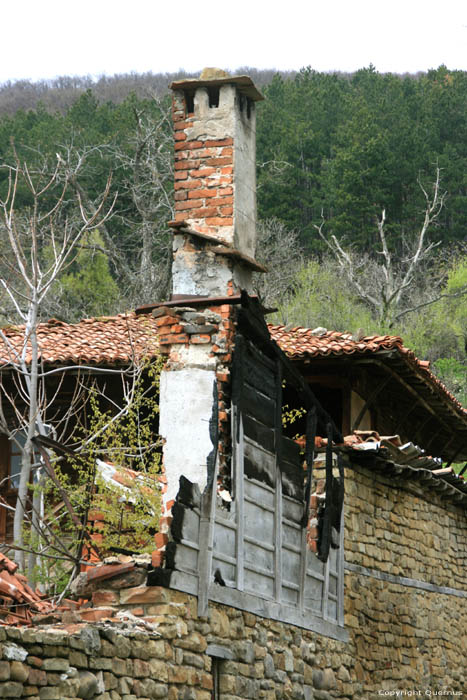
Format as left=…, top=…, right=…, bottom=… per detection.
left=269, top=325, right=467, bottom=463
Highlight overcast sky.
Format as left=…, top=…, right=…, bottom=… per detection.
left=1, top=0, right=466, bottom=84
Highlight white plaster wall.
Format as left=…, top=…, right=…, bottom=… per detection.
left=171, top=242, right=235, bottom=297
left=234, top=98, right=257, bottom=258
left=159, top=368, right=216, bottom=504
left=186, top=85, right=236, bottom=140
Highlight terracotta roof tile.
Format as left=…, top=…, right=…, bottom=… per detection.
left=0, top=313, right=159, bottom=367
left=268, top=324, right=466, bottom=417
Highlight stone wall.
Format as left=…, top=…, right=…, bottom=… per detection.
left=1, top=459, right=465, bottom=699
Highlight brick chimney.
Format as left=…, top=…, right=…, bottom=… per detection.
left=169, top=68, right=265, bottom=298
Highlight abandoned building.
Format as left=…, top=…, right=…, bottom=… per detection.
left=0, top=69, right=466, bottom=699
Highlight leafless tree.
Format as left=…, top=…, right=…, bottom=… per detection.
left=253, top=218, right=304, bottom=307
left=110, top=96, right=174, bottom=305
left=313, top=168, right=465, bottom=327
left=0, top=151, right=115, bottom=571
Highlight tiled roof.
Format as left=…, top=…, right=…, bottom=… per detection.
left=0, top=552, right=55, bottom=623
left=0, top=313, right=159, bottom=367
left=269, top=325, right=466, bottom=417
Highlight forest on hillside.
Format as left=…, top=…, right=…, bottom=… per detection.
left=0, top=65, right=465, bottom=403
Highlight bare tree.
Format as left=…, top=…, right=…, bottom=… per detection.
left=253, top=218, right=304, bottom=307
left=313, top=168, right=465, bottom=327
left=0, top=151, right=115, bottom=570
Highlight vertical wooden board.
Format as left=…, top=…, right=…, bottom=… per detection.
left=282, top=548, right=301, bottom=582
left=211, top=557, right=236, bottom=586
left=244, top=438, right=276, bottom=487
left=242, top=414, right=276, bottom=453
left=328, top=573, right=338, bottom=597
left=281, top=435, right=302, bottom=464
left=304, top=575, right=324, bottom=614
left=282, top=494, right=303, bottom=524
left=242, top=385, right=276, bottom=426
left=244, top=541, right=274, bottom=574
left=173, top=543, right=199, bottom=575
left=243, top=357, right=276, bottom=397
left=327, top=598, right=338, bottom=622
left=282, top=522, right=301, bottom=549
left=281, top=585, right=299, bottom=605
left=244, top=478, right=275, bottom=510
left=280, top=458, right=304, bottom=500
left=244, top=500, right=274, bottom=541
left=329, top=545, right=339, bottom=573
left=306, top=550, right=325, bottom=578
left=179, top=507, right=200, bottom=543
left=212, top=521, right=236, bottom=560
left=244, top=567, right=275, bottom=599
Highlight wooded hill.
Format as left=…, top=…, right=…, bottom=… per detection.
left=0, top=65, right=465, bottom=403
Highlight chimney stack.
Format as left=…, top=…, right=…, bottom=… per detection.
left=169, top=69, right=265, bottom=298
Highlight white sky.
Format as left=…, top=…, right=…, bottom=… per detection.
left=1, top=0, right=466, bottom=84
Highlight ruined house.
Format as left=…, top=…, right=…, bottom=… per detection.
left=0, top=69, right=466, bottom=699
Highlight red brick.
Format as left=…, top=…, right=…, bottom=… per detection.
left=187, top=207, right=217, bottom=219
left=309, top=540, right=318, bottom=553
left=205, top=138, right=233, bottom=147
left=174, top=120, right=193, bottom=130
left=174, top=132, right=186, bottom=141
left=191, top=334, right=211, bottom=344
left=221, top=147, right=233, bottom=156
left=174, top=160, right=199, bottom=171
left=92, top=590, right=119, bottom=606
left=221, top=166, right=233, bottom=174
left=88, top=510, right=105, bottom=521
left=174, top=140, right=202, bottom=151
left=131, top=607, right=144, bottom=616
left=155, top=315, right=179, bottom=327
left=205, top=157, right=232, bottom=167
left=174, top=191, right=187, bottom=201
left=175, top=199, right=204, bottom=211
left=152, top=550, right=164, bottom=568
left=174, top=171, right=188, bottom=181
left=220, top=205, right=233, bottom=216
left=190, top=167, right=215, bottom=177
left=154, top=532, right=168, bottom=549
left=209, top=196, right=233, bottom=207
left=159, top=333, right=189, bottom=344
left=205, top=217, right=233, bottom=226
left=175, top=212, right=186, bottom=221
left=216, top=371, right=230, bottom=382
left=175, top=180, right=201, bottom=190
left=308, top=526, right=318, bottom=539
left=218, top=411, right=228, bottom=422
left=310, top=495, right=318, bottom=509
left=188, top=188, right=217, bottom=199
left=217, top=186, right=233, bottom=196
left=79, top=608, right=115, bottom=622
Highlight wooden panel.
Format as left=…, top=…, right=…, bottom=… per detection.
left=281, top=584, right=299, bottom=605
left=243, top=414, right=275, bottom=453
left=281, top=435, right=301, bottom=464
left=282, top=548, right=301, bottom=582
left=244, top=540, right=274, bottom=575
left=211, top=557, right=236, bottom=586
left=244, top=499, right=274, bottom=541
left=282, top=521, right=302, bottom=550
left=282, top=495, right=303, bottom=524
left=242, top=385, right=275, bottom=426
left=179, top=507, right=200, bottom=544
left=212, top=521, right=236, bottom=560
left=244, top=566, right=275, bottom=599
left=243, top=356, right=276, bottom=398
left=244, top=478, right=275, bottom=510
left=280, top=458, right=304, bottom=500
left=244, top=437, right=276, bottom=487
left=304, top=575, right=324, bottom=614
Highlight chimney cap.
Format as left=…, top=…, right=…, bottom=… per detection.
left=170, top=73, right=264, bottom=102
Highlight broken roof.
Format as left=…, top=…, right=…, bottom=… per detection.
left=269, top=325, right=467, bottom=462
left=0, top=313, right=159, bottom=367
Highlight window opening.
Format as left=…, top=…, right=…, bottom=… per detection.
left=208, top=87, right=220, bottom=108
left=211, top=657, right=220, bottom=700
left=246, top=97, right=252, bottom=119
left=239, top=93, right=245, bottom=113
left=184, top=90, right=195, bottom=115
